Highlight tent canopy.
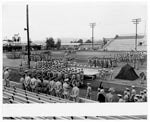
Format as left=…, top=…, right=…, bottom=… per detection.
left=115, top=64, right=139, bottom=81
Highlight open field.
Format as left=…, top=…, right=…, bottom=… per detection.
left=3, top=50, right=147, bottom=101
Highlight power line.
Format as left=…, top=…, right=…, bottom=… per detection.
left=89, top=23, right=96, bottom=50
left=24, top=4, right=31, bottom=69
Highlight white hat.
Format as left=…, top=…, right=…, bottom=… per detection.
left=25, top=70, right=28, bottom=73
left=135, top=94, right=140, bottom=97
left=131, top=89, right=136, bottom=94
left=108, top=87, right=115, bottom=92
left=108, top=88, right=112, bottom=92
left=140, top=91, right=144, bottom=94
left=5, top=67, right=9, bottom=70
left=143, top=89, right=147, bottom=93
left=87, top=83, right=91, bottom=85
left=134, top=97, right=138, bottom=101
left=98, top=88, right=101, bottom=91
left=117, top=94, right=122, bottom=97
left=64, top=78, right=69, bottom=82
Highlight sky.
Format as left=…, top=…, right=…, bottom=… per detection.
left=2, top=1, right=147, bottom=43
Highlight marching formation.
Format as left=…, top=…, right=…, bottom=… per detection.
left=88, top=51, right=146, bottom=69
left=88, top=57, right=117, bottom=68
left=3, top=47, right=147, bottom=103
left=3, top=65, right=147, bottom=103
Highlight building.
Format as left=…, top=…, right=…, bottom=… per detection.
left=3, top=40, right=42, bottom=52
left=60, top=42, right=81, bottom=50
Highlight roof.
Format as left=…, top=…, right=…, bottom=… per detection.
left=116, top=35, right=144, bottom=40
left=61, top=43, right=81, bottom=46
left=3, top=42, right=41, bottom=46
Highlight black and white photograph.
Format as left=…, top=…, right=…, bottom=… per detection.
left=1, top=0, right=148, bottom=120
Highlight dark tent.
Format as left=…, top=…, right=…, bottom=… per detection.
left=115, top=64, right=139, bottom=81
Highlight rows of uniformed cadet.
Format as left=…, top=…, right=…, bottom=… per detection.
left=88, top=52, right=146, bottom=68
left=3, top=67, right=147, bottom=103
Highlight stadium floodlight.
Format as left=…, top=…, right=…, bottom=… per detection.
left=132, top=18, right=141, bottom=51
left=24, top=28, right=27, bottom=31
left=89, top=23, right=96, bottom=50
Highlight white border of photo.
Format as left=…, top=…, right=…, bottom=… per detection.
left=0, top=0, right=149, bottom=121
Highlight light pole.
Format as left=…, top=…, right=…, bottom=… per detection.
left=89, top=23, right=96, bottom=50
left=132, top=18, right=141, bottom=51
left=132, top=18, right=141, bottom=69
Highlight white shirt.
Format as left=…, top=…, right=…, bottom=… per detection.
left=71, top=86, right=79, bottom=97
left=4, top=70, right=9, bottom=79
left=87, top=86, right=92, bottom=94
left=49, top=80, right=55, bottom=90
left=63, top=82, right=69, bottom=95
left=30, top=78, right=37, bottom=89
left=20, top=77, right=25, bottom=84
left=36, top=78, right=41, bottom=84
left=55, top=81, right=62, bottom=91
left=25, top=76, right=31, bottom=87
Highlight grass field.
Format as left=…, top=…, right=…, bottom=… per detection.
left=3, top=50, right=147, bottom=101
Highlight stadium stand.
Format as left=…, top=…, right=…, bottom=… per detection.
left=3, top=86, right=97, bottom=103
left=104, top=35, right=146, bottom=51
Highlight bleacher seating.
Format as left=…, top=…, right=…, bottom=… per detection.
left=3, top=86, right=97, bottom=103
left=104, top=35, right=146, bottom=51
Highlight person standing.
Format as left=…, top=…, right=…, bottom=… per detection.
left=24, top=71, right=31, bottom=91
left=30, top=75, right=37, bottom=92
left=35, top=75, right=42, bottom=93
left=97, top=88, right=106, bottom=102
left=118, top=94, right=124, bottom=102
left=105, top=88, right=114, bottom=102
left=130, top=89, right=136, bottom=102
left=20, top=74, right=25, bottom=90
left=70, top=83, right=80, bottom=102
left=110, top=67, right=114, bottom=80
left=63, top=79, right=70, bottom=99
left=3, top=67, right=10, bottom=87
left=49, top=79, right=56, bottom=96
left=86, top=83, right=92, bottom=99
left=55, top=80, right=63, bottom=97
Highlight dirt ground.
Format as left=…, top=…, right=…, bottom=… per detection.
left=3, top=51, right=147, bottom=101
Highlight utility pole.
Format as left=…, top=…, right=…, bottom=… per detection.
left=132, top=18, right=141, bottom=51
left=89, top=23, right=96, bottom=50
left=24, top=5, right=31, bottom=69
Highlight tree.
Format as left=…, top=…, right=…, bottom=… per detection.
left=102, top=38, right=108, bottom=46
left=114, top=34, right=119, bottom=39
left=56, top=38, right=61, bottom=50
left=77, top=39, right=83, bottom=44
left=45, top=37, right=55, bottom=50
left=85, top=39, right=92, bottom=43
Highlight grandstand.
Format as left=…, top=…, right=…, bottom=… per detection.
left=104, top=35, right=146, bottom=51
left=3, top=85, right=97, bottom=104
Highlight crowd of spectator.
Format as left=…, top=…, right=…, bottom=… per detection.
left=97, top=85, right=147, bottom=102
